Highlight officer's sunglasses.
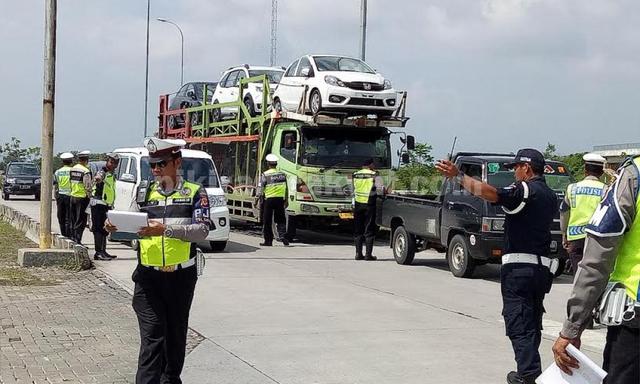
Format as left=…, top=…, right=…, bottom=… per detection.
left=149, top=160, right=169, bottom=169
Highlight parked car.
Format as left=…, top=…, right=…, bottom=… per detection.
left=2, top=162, right=41, bottom=201
left=110, top=147, right=230, bottom=252
left=377, top=153, right=571, bottom=278
left=211, top=65, right=284, bottom=120
left=168, top=82, right=217, bottom=128
left=273, top=54, right=398, bottom=116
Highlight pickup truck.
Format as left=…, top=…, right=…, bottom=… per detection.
left=377, top=152, right=570, bottom=278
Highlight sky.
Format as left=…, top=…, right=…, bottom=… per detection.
left=0, top=0, right=638, bottom=158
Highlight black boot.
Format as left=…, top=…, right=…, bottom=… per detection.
left=364, top=238, right=376, bottom=261
left=355, top=237, right=364, bottom=260
left=506, top=371, right=537, bottom=384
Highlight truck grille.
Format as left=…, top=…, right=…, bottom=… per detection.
left=344, top=82, right=384, bottom=91
left=312, top=186, right=352, bottom=199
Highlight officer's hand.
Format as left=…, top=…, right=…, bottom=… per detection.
left=137, top=220, right=166, bottom=237
left=104, top=219, right=118, bottom=233
left=552, top=335, right=581, bottom=375
left=562, top=236, right=569, bottom=250
left=435, top=160, right=459, bottom=178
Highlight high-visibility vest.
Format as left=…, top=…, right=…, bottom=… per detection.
left=137, top=181, right=200, bottom=267
left=566, top=178, right=605, bottom=240
left=610, top=157, right=640, bottom=301
left=54, top=165, right=72, bottom=196
left=92, top=171, right=116, bottom=206
left=353, top=168, right=377, bottom=204
left=70, top=164, right=90, bottom=198
left=263, top=168, right=286, bottom=199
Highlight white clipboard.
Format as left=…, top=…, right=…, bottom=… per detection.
left=107, top=211, right=149, bottom=234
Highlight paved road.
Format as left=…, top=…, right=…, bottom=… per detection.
left=2, top=198, right=606, bottom=384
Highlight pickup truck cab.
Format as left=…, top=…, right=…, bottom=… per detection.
left=378, top=152, right=571, bottom=278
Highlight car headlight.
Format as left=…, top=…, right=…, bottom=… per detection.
left=34, top=178, right=41, bottom=184
left=209, top=195, right=227, bottom=207
left=383, top=79, right=392, bottom=90
left=324, top=75, right=345, bottom=87
left=6, top=178, right=16, bottom=184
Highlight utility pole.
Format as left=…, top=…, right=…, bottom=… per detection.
left=40, top=0, right=56, bottom=249
left=359, top=0, right=367, bottom=61
left=143, top=0, right=150, bottom=137
left=270, top=0, right=277, bottom=66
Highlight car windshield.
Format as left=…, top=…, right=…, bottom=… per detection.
left=301, top=128, right=390, bottom=168
left=249, top=70, right=283, bottom=83
left=486, top=161, right=572, bottom=193
left=194, top=83, right=216, bottom=101
left=6, top=164, right=39, bottom=176
left=312, top=56, right=375, bottom=73
left=140, top=157, right=219, bottom=188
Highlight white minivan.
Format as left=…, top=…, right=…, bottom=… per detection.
left=111, top=147, right=230, bottom=252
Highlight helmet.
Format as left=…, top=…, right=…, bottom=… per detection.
left=265, top=154, right=278, bottom=163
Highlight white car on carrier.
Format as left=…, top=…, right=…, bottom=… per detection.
left=110, top=147, right=230, bottom=252
left=273, top=54, right=398, bottom=116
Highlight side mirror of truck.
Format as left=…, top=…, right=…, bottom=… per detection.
left=401, top=152, right=410, bottom=164
left=406, top=135, right=415, bottom=151
left=220, top=176, right=230, bottom=186
left=283, top=133, right=296, bottom=150
left=120, top=173, right=136, bottom=183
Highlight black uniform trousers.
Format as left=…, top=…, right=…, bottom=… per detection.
left=262, top=197, right=286, bottom=244
left=501, top=262, right=553, bottom=379
left=603, top=309, right=640, bottom=384
left=132, top=264, right=198, bottom=384
left=55, top=194, right=72, bottom=238
left=69, top=197, right=89, bottom=244
left=353, top=202, right=376, bottom=257
left=90, top=204, right=109, bottom=254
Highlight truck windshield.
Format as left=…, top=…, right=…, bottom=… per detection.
left=249, top=70, right=283, bottom=83
left=6, top=164, right=39, bottom=176
left=301, top=128, right=390, bottom=168
left=486, top=162, right=572, bottom=193
left=141, top=157, right=219, bottom=188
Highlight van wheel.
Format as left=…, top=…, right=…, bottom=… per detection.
left=244, top=97, right=256, bottom=117
left=392, top=225, right=416, bottom=265
left=447, top=234, right=475, bottom=278
left=210, top=241, right=227, bottom=252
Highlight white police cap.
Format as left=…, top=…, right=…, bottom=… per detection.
left=77, top=150, right=91, bottom=157
left=265, top=154, right=278, bottom=163
left=144, top=137, right=186, bottom=161
left=59, top=152, right=74, bottom=160
left=583, top=153, right=606, bottom=166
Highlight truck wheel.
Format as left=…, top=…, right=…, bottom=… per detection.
left=209, top=241, right=227, bottom=252
left=244, top=97, right=256, bottom=117
left=447, top=234, right=475, bottom=278
left=392, top=225, right=416, bottom=265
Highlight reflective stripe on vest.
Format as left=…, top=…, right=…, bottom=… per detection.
left=92, top=172, right=116, bottom=206
left=54, top=166, right=72, bottom=195
left=566, top=179, right=605, bottom=240
left=610, top=157, right=640, bottom=301
left=263, top=169, right=286, bottom=199
left=138, top=181, right=200, bottom=267
left=70, top=164, right=90, bottom=198
left=353, top=169, right=376, bottom=204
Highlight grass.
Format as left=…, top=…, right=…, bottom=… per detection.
left=0, top=220, right=54, bottom=286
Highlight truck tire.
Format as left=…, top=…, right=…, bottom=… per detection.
left=447, top=234, right=475, bottom=278
left=209, top=241, right=227, bottom=252
left=392, top=225, right=416, bottom=265
left=244, top=97, right=256, bottom=117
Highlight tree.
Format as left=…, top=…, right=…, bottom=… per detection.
left=543, top=142, right=559, bottom=160
left=0, top=137, right=41, bottom=170
left=393, top=142, right=440, bottom=192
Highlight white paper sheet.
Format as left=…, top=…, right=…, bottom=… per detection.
left=536, top=344, right=607, bottom=384
left=106, top=211, right=148, bottom=234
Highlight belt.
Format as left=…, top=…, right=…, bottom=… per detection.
left=147, top=258, right=196, bottom=272
left=502, top=253, right=559, bottom=274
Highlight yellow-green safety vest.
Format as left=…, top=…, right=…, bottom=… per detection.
left=54, top=165, right=72, bottom=196
left=138, top=181, right=200, bottom=267
left=70, top=164, right=90, bottom=198
left=92, top=172, right=116, bottom=206
left=353, top=168, right=377, bottom=204
left=610, top=157, right=640, bottom=301
left=566, top=178, right=605, bottom=241
left=263, top=169, right=286, bottom=199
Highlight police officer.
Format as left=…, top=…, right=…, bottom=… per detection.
left=553, top=155, right=640, bottom=384
left=69, top=150, right=92, bottom=244
left=53, top=152, right=74, bottom=237
left=352, top=158, right=384, bottom=261
left=106, top=138, right=210, bottom=384
left=560, top=153, right=606, bottom=273
left=91, top=153, right=119, bottom=261
left=437, top=149, right=558, bottom=384
left=258, top=154, right=289, bottom=246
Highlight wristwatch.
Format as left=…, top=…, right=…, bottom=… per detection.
left=163, top=226, right=174, bottom=238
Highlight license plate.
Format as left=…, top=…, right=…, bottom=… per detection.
left=339, top=212, right=353, bottom=219
left=19, top=185, right=32, bottom=189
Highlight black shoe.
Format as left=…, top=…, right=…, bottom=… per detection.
left=260, top=242, right=272, bottom=247
left=506, top=371, right=536, bottom=384
left=355, top=254, right=365, bottom=260
left=102, top=252, right=117, bottom=259
left=364, top=255, right=377, bottom=261
left=281, top=238, right=290, bottom=246
left=94, top=253, right=111, bottom=261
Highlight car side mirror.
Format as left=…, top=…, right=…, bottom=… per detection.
left=401, top=152, right=410, bottom=164
left=120, top=173, right=136, bottom=183
left=220, top=176, right=230, bottom=186
left=406, top=135, right=415, bottom=151
left=187, top=90, right=196, bottom=100
left=283, top=133, right=296, bottom=150
left=300, top=67, right=311, bottom=77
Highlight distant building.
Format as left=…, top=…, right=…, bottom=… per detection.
left=592, top=142, right=640, bottom=169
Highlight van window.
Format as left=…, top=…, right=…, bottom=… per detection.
left=129, top=158, right=139, bottom=181
left=284, top=60, right=299, bottom=77
left=115, top=157, right=130, bottom=180
left=140, top=157, right=219, bottom=188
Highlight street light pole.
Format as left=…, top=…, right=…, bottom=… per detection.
left=144, top=0, right=150, bottom=138
left=157, top=18, right=184, bottom=86
left=359, top=0, right=367, bottom=61
left=40, top=0, right=57, bottom=249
